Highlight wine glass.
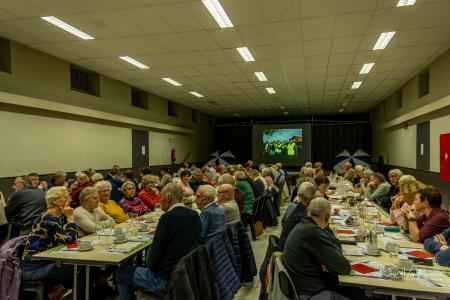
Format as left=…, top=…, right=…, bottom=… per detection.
left=154, top=203, right=161, bottom=215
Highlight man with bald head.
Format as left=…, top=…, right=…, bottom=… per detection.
left=116, top=183, right=201, bottom=299
left=196, top=185, right=225, bottom=242
left=217, top=184, right=241, bottom=228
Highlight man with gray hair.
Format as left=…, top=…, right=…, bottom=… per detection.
left=116, top=183, right=201, bottom=298
left=284, top=198, right=351, bottom=299
left=217, top=184, right=241, bottom=228
left=381, top=169, right=404, bottom=210
left=365, top=172, right=391, bottom=205
left=343, top=162, right=355, bottom=181
left=279, top=182, right=317, bottom=249
left=196, top=185, right=225, bottom=243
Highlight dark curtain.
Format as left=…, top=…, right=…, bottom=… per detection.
left=312, top=124, right=372, bottom=170
left=214, top=126, right=252, bottom=163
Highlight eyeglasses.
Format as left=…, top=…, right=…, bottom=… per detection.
left=88, top=196, right=100, bottom=201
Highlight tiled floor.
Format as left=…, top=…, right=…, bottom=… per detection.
left=233, top=205, right=285, bottom=300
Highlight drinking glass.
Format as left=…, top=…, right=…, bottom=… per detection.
left=154, top=203, right=161, bottom=215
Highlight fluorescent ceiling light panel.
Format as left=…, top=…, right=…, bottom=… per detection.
left=202, top=0, right=233, bottom=28
left=338, top=108, right=345, bottom=112
left=342, top=102, right=349, bottom=107
left=373, top=31, right=396, bottom=50
left=351, top=81, right=362, bottom=89
left=283, top=111, right=289, bottom=115
left=119, top=56, right=149, bottom=69
left=189, top=91, right=204, bottom=98
left=236, top=47, right=255, bottom=62
left=41, top=16, right=94, bottom=40
left=359, top=63, right=375, bottom=74
left=162, top=78, right=182, bottom=86
left=280, top=105, right=286, bottom=109
left=254, top=72, right=268, bottom=81
left=266, top=87, right=276, bottom=94
left=397, top=0, right=416, bottom=6
left=233, top=113, right=240, bottom=117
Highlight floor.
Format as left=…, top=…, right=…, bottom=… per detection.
left=233, top=205, right=285, bottom=300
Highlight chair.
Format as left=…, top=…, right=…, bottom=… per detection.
left=279, top=270, right=298, bottom=300
left=268, top=252, right=298, bottom=300
left=20, top=281, right=45, bottom=300
left=259, top=235, right=280, bottom=300
left=0, top=222, right=21, bottom=247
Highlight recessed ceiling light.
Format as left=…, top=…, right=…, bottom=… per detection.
left=359, top=63, right=375, bottom=74
left=119, top=56, right=149, bottom=69
left=189, top=91, right=204, bottom=98
left=266, top=87, right=276, bottom=94
left=236, top=47, right=255, bottom=62
left=339, top=108, right=345, bottom=113
left=41, top=16, right=94, bottom=40
left=397, top=0, right=416, bottom=6
left=162, top=77, right=182, bottom=86
left=351, top=81, right=362, bottom=89
left=254, top=72, right=268, bottom=81
left=342, top=102, right=349, bottom=107
left=233, top=113, right=240, bottom=117
left=202, top=0, right=233, bottom=28
left=283, top=111, right=289, bottom=115
left=373, top=31, right=396, bottom=50
left=280, top=105, right=286, bottom=109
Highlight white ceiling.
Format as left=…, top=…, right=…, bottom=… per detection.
left=0, top=0, right=449, bottom=117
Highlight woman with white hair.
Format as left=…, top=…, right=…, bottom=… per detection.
left=95, top=181, right=129, bottom=223
left=119, top=181, right=149, bottom=216
left=21, top=186, right=78, bottom=292
left=74, top=187, right=115, bottom=237
left=380, top=169, right=403, bottom=210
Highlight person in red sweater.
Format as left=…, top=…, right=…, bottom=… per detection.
left=138, top=174, right=160, bottom=210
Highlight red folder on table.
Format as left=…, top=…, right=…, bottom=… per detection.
left=351, top=263, right=377, bottom=274
left=336, top=229, right=354, bottom=234
left=406, top=250, right=434, bottom=259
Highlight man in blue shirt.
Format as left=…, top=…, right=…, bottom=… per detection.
left=196, top=185, right=225, bottom=243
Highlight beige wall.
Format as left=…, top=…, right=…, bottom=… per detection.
left=371, top=49, right=450, bottom=170
left=0, top=40, right=214, bottom=177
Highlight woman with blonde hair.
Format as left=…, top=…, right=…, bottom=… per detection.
left=390, top=176, right=424, bottom=230
left=95, top=181, right=128, bottom=223
left=138, top=174, right=160, bottom=210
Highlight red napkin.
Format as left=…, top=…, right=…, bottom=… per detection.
left=66, top=243, right=78, bottom=249
left=406, top=250, right=434, bottom=259
left=351, top=263, right=377, bottom=274
left=379, top=221, right=395, bottom=226
left=148, top=230, right=156, bottom=235
left=136, top=217, right=145, bottom=221
left=336, top=229, right=354, bottom=234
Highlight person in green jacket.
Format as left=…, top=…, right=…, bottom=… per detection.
left=234, top=171, right=257, bottom=240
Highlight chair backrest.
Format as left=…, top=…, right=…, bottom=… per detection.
left=0, top=223, right=20, bottom=247
left=271, top=252, right=298, bottom=300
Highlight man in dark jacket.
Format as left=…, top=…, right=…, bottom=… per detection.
left=284, top=198, right=351, bottom=299
left=5, top=176, right=46, bottom=231
left=115, top=183, right=201, bottom=300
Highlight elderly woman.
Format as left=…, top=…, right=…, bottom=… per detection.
left=21, top=186, right=78, bottom=292
left=178, top=169, right=194, bottom=207
left=365, top=173, right=391, bottom=205
left=119, top=181, right=149, bottom=216
left=73, top=187, right=115, bottom=237
left=380, top=169, right=403, bottom=210
left=314, top=175, right=331, bottom=198
left=235, top=170, right=257, bottom=239
left=138, top=174, right=160, bottom=210
left=279, top=182, right=317, bottom=250
left=95, top=181, right=128, bottom=223
left=390, top=176, right=423, bottom=230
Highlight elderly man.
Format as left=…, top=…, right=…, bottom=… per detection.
left=5, top=176, right=46, bottom=231
left=115, top=183, right=201, bottom=300
left=28, top=173, right=40, bottom=188
left=284, top=198, right=351, bottom=299
left=47, top=171, right=67, bottom=188
left=69, top=172, right=93, bottom=208
left=381, top=169, right=403, bottom=210
left=343, top=162, right=355, bottom=181
left=217, top=184, right=241, bottom=228
left=365, top=173, right=391, bottom=205
left=189, top=168, right=207, bottom=193
left=196, top=185, right=225, bottom=243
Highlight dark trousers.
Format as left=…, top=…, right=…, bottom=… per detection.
left=241, top=212, right=256, bottom=240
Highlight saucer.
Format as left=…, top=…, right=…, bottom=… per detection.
left=114, top=239, right=127, bottom=244
left=363, top=250, right=381, bottom=256
left=78, top=246, right=94, bottom=251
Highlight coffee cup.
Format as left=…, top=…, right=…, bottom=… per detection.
left=145, top=216, right=155, bottom=223
left=114, top=227, right=123, bottom=235
left=399, top=258, right=413, bottom=270
left=140, top=223, right=147, bottom=231
left=366, top=244, right=379, bottom=255
left=115, top=233, right=126, bottom=243
left=79, top=240, right=92, bottom=250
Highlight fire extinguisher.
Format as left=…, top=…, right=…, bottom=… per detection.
left=171, top=148, right=176, bottom=162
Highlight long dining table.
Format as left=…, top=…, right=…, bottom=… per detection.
left=32, top=212, right=159, bottom=300
left=328, top=179, right=450, bottom=300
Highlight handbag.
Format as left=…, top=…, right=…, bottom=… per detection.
left=254, top=220, right=264, bottom=237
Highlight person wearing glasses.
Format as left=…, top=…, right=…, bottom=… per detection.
left=95, top=181, right=129, bottom=223
left=73, top=187, right=115, bottom=237
left=138, top=174, right=160, bottom=210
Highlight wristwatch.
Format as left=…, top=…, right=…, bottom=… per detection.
left=408, top=217, right=417, bottom=222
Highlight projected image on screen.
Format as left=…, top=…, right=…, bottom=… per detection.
left=262, top=128, right=303, bottom=157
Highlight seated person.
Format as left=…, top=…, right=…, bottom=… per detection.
left=343, top=162, right=355, bottom=181
left=74, top=187, right=115, bottom=237
left=195, top=185, right=225, bottom=243
left=381, top=169, right=403, bottom=210
left=404, top=186, right=449, bottom=243
left=21, top=187, right=78, bottom=293
left=314, top=175, right=332, bottom=199
left=352, top=165, right=364, bottom=186
left=95, top=181, right=129, bottom=223
left=424, top=228, right=450, bottom=266
left=138, top=174, right=160, bottom=210
left=218, top=174, right=245, bottom=213
left=284, top=198, right=351, bottom=299
left=279, top=182, right=317, bottom=250
left=5, top=176, right=46, bottom=232
left=217, top=184, right=241, bottom=229
left=115, top=183, right=201, bottom=299
left=159, top=167, right=173, bottom=189
left=351, top=168, right=373, bottom=193
left=178, top=170, right=195, bottom=208
left=390, top=176, right=422, bottom=230
left=119, top=181, right=149, bottom=216
left=69, top=172, right=93, bottom=208
left=47, top=171, right=67, bottom=189
left=0, top=190, right=7, bottom=225
left=365, top=173, right=391, bottom=205
left=189, top=168, right=207, bottom=193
